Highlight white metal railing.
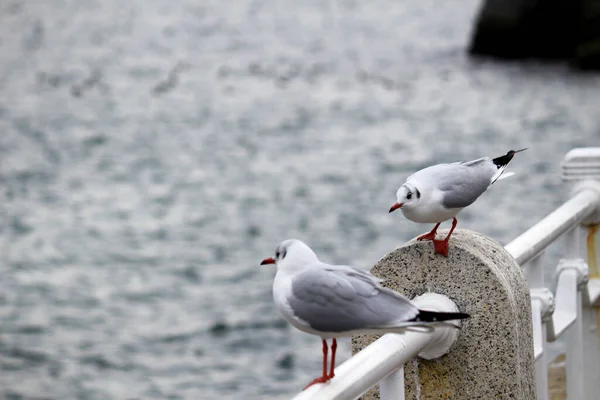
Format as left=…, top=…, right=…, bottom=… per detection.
left=506, top=191, right=600, bottom=400
left=291, top=148, right=600, bottom=400
left=504, top=189, right=600, bottom=265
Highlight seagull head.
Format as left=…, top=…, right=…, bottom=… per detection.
left=260, top=239, right=319, bottom=272
left=389, top=183, right=420, bottom=213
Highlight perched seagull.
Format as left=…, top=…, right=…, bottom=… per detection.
left=389, top=149, right=527, bottom=257
left=260, top=239, right=469, bottom=390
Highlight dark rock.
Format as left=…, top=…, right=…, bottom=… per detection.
left=468, top=0, right=596, bottom=67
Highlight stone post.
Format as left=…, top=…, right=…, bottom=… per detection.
left=352, top=229, right=536, bottom=399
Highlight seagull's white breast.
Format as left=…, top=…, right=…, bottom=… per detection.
left=272, top=272, right=316, bottom=335
left=400, top=185, right=461, bottom=223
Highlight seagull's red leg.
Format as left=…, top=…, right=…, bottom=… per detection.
left=328, top=338, right=337, bottom=379
left=321, top=339, right=328, bottom=378
left=304, top=339, right=331, bottom=390
left=433, top=218, right=458, bottom=257
left=417, top=222, right=441, bottom=241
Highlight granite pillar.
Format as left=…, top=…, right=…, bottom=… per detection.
left=352, top=229, right=536, bottom=399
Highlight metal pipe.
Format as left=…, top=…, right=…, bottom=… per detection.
left=505, top=189, right=600, bottom=266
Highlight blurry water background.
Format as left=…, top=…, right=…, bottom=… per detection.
left=1, top=0, right=599, bottom=399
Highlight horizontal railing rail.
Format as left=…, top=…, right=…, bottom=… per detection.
left=505, top=188, right=600, bottom=265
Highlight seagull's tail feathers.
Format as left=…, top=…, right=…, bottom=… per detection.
left=381, top=310, right=470, bottom=333
left=491, top=148, right=527, bottom=184
left=412, top=310, right=470, bottom=323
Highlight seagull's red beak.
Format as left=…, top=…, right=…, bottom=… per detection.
left=389, top=202, right=403, bottom=213
left=260, top=257, right=276, bottom=265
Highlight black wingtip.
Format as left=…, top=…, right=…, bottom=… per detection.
left=412, top=310, right=470, bottom=323
left=492, top=148, right=528, bottom=169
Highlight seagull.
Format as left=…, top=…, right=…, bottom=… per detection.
left=260, top=239, right=470, bottom=390
left=389, top=148, right=527, bottom=257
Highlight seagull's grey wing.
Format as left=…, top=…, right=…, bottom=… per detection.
left=322, top=263, right=384, bottom=285
left=288, top=267, right=419, bottom=333
left=435, top=164, right=494, bottom=209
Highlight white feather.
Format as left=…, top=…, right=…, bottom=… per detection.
left=491, top=170, right=515, bottom=184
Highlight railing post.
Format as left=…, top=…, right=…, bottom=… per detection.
left=379, top=367, right=405, bottom=400
left=560, top=228, right=586, bottom=399
left=352, top=229, right=536, bottom=399
left=583, top=225, right=600, bottom=400
left=530, top=299, right=548, bottom=400
left=527, top=253, right=553, bottom=400
left=565, top=287, right=584, bottom=399
left=581, top=299, right=600, bottom=399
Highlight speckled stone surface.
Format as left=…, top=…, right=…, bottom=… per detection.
left=352, top=229, right=536, bottom=400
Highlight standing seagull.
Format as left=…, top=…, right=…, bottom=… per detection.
left=389, top=149, right=527, bottom=257
left=260, top=239, right=469, bottom=389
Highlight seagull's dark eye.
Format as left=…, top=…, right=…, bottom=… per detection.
left=275, top=249, right=287, bottom=260
left=406, top=192, right=412, bottom=200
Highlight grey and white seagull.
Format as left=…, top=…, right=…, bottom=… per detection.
left=260, top=239, right=469, bottom=389
left=389, top=149, right=527, bottom=257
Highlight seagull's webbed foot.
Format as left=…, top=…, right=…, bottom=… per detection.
left=417, top=222, right=441, bottom=241
left=431, top=217, right=457, bottom=257
left=303, top=338, right=334, bottom=390
left=433, top=239, right=449, bottom=257
left=303, top=375, right=331, bottom=390
left=417, top=231, right=437, bottom=241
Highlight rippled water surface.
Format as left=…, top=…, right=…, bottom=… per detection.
left=1, top=0, right=600, bottom=399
